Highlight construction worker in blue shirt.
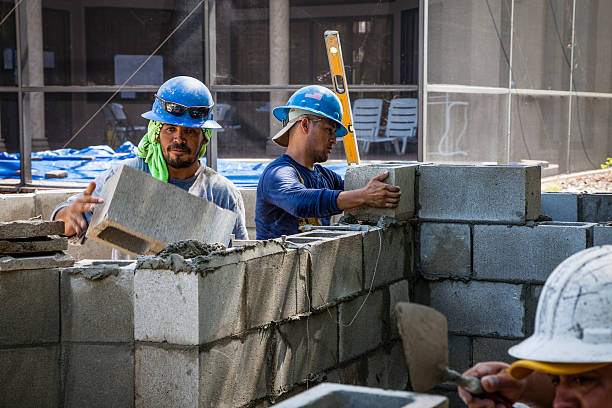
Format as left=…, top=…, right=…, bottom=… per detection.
left=255, top=85, right=401, bottom=240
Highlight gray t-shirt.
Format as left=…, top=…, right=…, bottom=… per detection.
left=52, top=157, right=248, bottom=259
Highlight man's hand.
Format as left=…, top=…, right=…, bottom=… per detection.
left=337, top=171, right=401, bottom=211
left=458, top=362, right=524, bottom=408
left=54, top=182, right=104, bottom=236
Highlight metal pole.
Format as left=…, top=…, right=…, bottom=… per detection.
left=15, top=0, right=31, bottom=185
left=417, top=0, right=427, bottom=162
left=504, top=0, right=515, bottom=165
left=205, top=0, right=218, bottom=170
left=564, top=0, right=577, bottom=173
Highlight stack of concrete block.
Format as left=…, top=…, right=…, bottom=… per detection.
left=542, top=192, right=612, bottom=222
left=86, top=165, right=237, bottom=256
left=0, top=220, right=74, bottom=271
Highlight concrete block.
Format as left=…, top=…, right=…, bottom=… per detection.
left=274, top=310, right=338, bottom=393
left=62, top=344, right=134, bottom=408
left=362, top=224, right=410, bottom=288
left=34, top=189, right=76, bottom=220
left=61, top=263, right=134, bottom=342
left=344, top=163, right=416, bottom=222
left=0, top=268, right=59, bottom=345
left=389, top=280, right=410, bottom=339
left=273, top=383, right=448, bottom=408
left=199, top=329, right=271, bottom=407
left=135, top=344, right=198, bottom=408
left=594, top=225, right=612, bottom=246
left=430, top=281, right=525, bottom=337
left=0, top=345, right=59, bottom=408
left=473, top=222, right=593, bottom=283
left=0, top=193, right=36, bottom=222
left=418, top=165, right=541, bottom=223
left=0, top=220, right=64, bottom=239
left=472, top=338, right=520, bottom=365
left=339, top=290, right=386, bottom=362
left=0, top=236, right=67, bottom=255
left=86, top=165, right=237, bottom=256
left=66, top=239, right=114, bottom=261
left=245, top=249, right=308, bottom=328
left=524, top=285, right=543, bottom=336
left=419, top=223, right=471, bottom=279
left=541, top=192, right=579, bottom=221
left=240, top=187, right=256, bottom=229
left=134, top=263, right=245, bottom=345
left=325, top=357, right=367, bottom=386
left=448, top=335, right=471, bottom=374
left=309, top=233, right=363, bottom=308
left=366, top=341, right=409, bottom=390
left=0, top=252, right=74, bottom=272
left=580, top=193, right=612, bottom=222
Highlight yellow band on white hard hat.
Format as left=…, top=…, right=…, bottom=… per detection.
left=507, top=360, right=611, bottom=380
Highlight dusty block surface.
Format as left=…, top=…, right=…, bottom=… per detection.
left=0, top=220, right=64, bottom=240
left=344, top=163, right=416, bottom=222
left=62, top=344, right=134, bottom=408
left=473, top=222, right=593, bottom=283
left=135, top=344, right=198, bottom=408
left=34, top=189, right=76, bottom=220
left=541, top=192, right=579, bottom=221
left=472, top=337, right=521, bottom=365
left=0, top=236, right=68, bottom=255
left=430, top=280, right=525, bottom=337
left=0, top=193, right=36, bottom=222
left=580, top=193, right=612, bottom=222
left=0, top=268, right=59, bottom=345
left=66, top=239, right=114, bottom=261
left=366, top=342, right=409, bottom=390
left=418, top=165, right=541, bottom=223
left=199, top=330, right=270, bottom=407
left=0, top=252, right=74, bottom=272
left=0, top=346, right=59, bottom=408
left=61, top=263, right=134, bottom=342
left=362, top=224, right=409, bottom=288
left=339, top=290, right=386, bottom=362
left=245, top=249, right=308, bottom=328
left=448, top=335, right=472, bottom=374
left=420, top=223, right=471, bottom=279
left=274, top=310, right=338, bottom=393
left=240, top=188, right=257, bottom=229
left=594, top=225, right=612, bottom=246
left=134, top=264, right=245, bottom=345
left=86, top=165, right=237, bottom=255
left=389, top=280, right=410, bottom=339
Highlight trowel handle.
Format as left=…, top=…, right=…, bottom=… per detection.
left=453, top=373, right=485, bottom=395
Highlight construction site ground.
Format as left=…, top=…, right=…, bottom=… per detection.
left=542, top=168, right=612, bottom=193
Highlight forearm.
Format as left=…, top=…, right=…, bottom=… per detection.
left=336, top=188, right=365, bottom=211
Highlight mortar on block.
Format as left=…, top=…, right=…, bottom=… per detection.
left=86, top=166, right=237, bottom=256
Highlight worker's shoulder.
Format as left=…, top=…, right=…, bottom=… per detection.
left=107, top=157, right=148, bottom=173
left=197, top=165, right=239, bottom=193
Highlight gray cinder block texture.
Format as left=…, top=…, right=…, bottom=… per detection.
left=61, top=263, right=134, bottom=342
left=418, top=165, right=541, bottom=223
left=240, top=188, right=256, bottom=229
left=366, top=341, right=409, bottom=390
left=473, top=222, right=594, bottom=283
left=594, top=225, right=612, bottom=246
left=0, top=236, right=68, bottom=255
left=274, top=309, right=338, bottom=393
left=389, top=280, right=410, bottom=340
left=362, top=224, right=411, bottom=288
left=541, top=192, right=579, bottom=221
left=472, top=337, right=520, bottom=365
left=66, top=239, right=114, bottom=261
left=448, top=335, right=472, bottom=374
left=344, top=163, right=416, bottom=222
left=272, top=383, right=448, bottom=408
left=0, top=193, right=36, bottom=222
left=135, top=345, right=199, bottom=408
left=34, top=189, right=76, bottom=220
left=580, top=193, right=612, bottom=222
left=429, top=281, right=525, bottom=337
left=339, top=289, right=386, bottom=362
left=86, top=165, right=237, bottom=256
left=0, top=220, right=64, bottom=239
left=0, top=252, right=74, bottom=272
left=0, top=268, right=59, bottom=345
left=0, top=346, right=59, bottom=408
left=419, top=223, right=471, bottom=279
left=62, top=344, right=134, bottom=408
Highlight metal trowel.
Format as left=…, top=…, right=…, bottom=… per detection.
left=395, top=302, right=485, bottom=394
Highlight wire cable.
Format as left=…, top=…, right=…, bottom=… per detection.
left=0, top=0, right=23, bottom=28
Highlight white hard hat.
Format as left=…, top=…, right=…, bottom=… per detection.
left=508, top=245, right=612, bottom=377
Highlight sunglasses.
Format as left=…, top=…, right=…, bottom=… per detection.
left=155, top=95, right=212, bottom=119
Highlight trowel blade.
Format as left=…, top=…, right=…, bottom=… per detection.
left=395, top=302, right=449, bottom=392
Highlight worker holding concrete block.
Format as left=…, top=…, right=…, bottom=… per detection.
left=52, top=76, right=247, bottom=258
left=255, top=85, right=401, bottom=240
left=458, top=245, right=612, bottom=408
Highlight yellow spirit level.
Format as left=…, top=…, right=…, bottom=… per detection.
left=324, top=30, right=360, bottom=165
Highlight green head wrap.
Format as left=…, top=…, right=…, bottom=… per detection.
left=136, top=120, right=211, bottom=182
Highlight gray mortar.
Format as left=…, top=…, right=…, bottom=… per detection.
left=137, top=253, right=194, bottom=273
left=158, top=240, right=226, bottom=258
left=68, top=265, right=121, bottom=280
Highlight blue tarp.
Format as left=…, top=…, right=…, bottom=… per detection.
left=0, top=142, right=349, bottom=188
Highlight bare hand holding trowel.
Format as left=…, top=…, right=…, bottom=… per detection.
left=395, top=302, right=514, bottom=407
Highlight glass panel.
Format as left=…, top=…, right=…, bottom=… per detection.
left=0, top=1, right=17, bottom=86
left=0, top=92, right=18, bottom=153
left=428, top=0, right=511, bottom=87
left=42, top=6, right=71, bottom=85
left=573, top=0, right=612, bottom=93
left=512, top=0, right=571, bottom=90
left=569, top=97, right=612, bottom=172
left=509, top=94, right=568, bottom=175
left=425, top=92, right=507, bottom=163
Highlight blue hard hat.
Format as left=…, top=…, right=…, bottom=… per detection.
left=142, top=76, right=221, bottom=129
left=273, top=85, right=348, bottom=137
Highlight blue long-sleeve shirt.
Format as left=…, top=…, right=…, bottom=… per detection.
left=255, top=154, right=344, bottom=240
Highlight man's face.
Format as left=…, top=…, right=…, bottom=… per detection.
left=304, top=117, right=338, bottom=163
left=551, top=365, right=612, bottom=408
left=159, top=124, right=204, bottom=169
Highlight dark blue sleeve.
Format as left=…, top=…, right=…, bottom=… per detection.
left=261, top=165, right=342, bottom=218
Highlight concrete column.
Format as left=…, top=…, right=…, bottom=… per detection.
left=268, top=0, right=290, bottom=141
left=19, top=0, right=48, bottom=151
